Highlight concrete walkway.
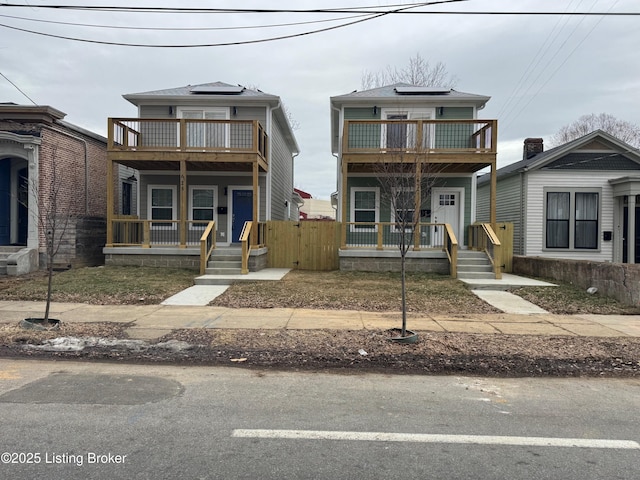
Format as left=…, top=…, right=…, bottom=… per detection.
left=161, top=268, right=291, bottom=306
left=1, top=301, right=638, bottom=340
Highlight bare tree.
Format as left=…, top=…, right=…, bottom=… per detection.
left=361, top=53, right=458, bottom=90
left=375, top=150, right=443, bottom=338
left=28, top=146, right=78, bottom=324
left=550, top=113, right=640, bottom=148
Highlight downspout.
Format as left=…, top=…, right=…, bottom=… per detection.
left=40, top=124, right=89, bottom=215
left=331, top=103, right=342, bottom=221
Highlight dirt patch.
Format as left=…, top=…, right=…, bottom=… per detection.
left=1, top=323, right=638, bottom=377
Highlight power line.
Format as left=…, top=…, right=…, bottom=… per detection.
left=0, top=1, right=451, bottom=48
left=0, top=2, right=638, bottom=15
left=0, top=12, right=373, bottom=31
left=0, top=70, right=37, bottom=105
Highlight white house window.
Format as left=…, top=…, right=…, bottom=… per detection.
left=575, top=192, right=598, bottom=249
left=177, top=107, right=229, bottom=148
left=392, top=188, right=415, bottom=231
left=545, top=190, right=599, bottom=250
left=190, top=186, right=215, bottom=227
left=149, top=186, right=176, bottom=229
left=440, top=193, right=456, bottom=206
left=351, top=188, right=379, bottom=231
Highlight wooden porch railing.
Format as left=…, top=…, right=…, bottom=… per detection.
left=109, top=218, right=211, bottom=247
left=443, top=223, right=458, bottom=279
left=199, top=221, right=216, bottom=275
left=341, top=222, right=453, bottom=250
left=108, top=118, right=268, bottom=162
left=468, top=223, right=502, bottom=279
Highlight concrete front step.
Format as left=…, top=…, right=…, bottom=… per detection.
left=204, top=268, right=242, bottom=275
left=457, top=265, right=493, bottom=273
left=207, top=260, right=242, bottom=269
left=457, top=271, right=496, bottom=280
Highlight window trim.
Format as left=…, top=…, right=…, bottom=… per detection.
left=543, top=188, right=601, bottom=251
left=148, top=184, right=177, bottom=230
left=390, top=187, right=416, bottom=233
left=350, top=187, right=380, bottom=232
left=380, top=108, right=435, bottom=150
left=188, top=185, right=217, bottom=229
left=176, top=107, right=230, bottom=148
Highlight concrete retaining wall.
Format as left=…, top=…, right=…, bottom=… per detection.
left=513, top=256, right=640, bottom=306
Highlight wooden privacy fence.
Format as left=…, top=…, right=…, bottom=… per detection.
left=266, top=221, right=341, bottom=270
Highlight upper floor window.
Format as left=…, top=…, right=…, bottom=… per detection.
left=177, top=107, right=229, bottom=148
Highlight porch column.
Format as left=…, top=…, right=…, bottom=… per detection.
left=106, top=158, right=114, bottom=247
left=179, top=160, right=187, bottom=248
left=628, top=195, right=636, bottom=263
left=341, top=160, right=348, bottom=248
left=252, top=161, right=259, bottom=247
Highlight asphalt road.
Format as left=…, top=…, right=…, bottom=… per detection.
left=0, top=360, right=639, bottom=480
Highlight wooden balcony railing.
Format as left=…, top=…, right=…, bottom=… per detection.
left=342, top=119, right=497, bottom=156
left=108, top=118, right=268, bottom=161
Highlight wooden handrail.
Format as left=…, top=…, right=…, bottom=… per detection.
left=240, top=221, right=253, bottom=274
left=199, top=221, right=216, bottom=275
left=443, top=224, right=458, bottom=279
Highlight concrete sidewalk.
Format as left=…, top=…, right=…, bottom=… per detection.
left=1, top=301, right=638, bottom=340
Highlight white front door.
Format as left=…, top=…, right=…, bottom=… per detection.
left=431, top=188, right=464, bottom=245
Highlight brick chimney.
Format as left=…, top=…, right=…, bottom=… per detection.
left=523, top=138, right=543, bottom=160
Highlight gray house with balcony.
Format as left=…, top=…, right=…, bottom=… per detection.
left=330, top=83, right=500, bottom=277
left=104, top=82, right=299, bottom=273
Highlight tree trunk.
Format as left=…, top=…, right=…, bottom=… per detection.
left=401, top=250, right=407, bottom=337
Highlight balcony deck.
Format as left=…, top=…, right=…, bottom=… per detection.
left=107, top=118, right=268, bottom=171
left=341, top=119, right=497, bottom=173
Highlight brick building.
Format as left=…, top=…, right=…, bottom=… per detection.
left=0, top=104, right=108, bottom=274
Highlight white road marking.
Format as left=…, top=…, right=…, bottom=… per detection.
left=232, top=429, right=640, bottom=450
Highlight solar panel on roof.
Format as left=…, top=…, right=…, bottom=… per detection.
left=394, top=87, right=451, bottom=95
left=190, top=86, right=245, bottom=94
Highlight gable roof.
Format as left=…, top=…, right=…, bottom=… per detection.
left=123, top=81, right=279, bottom=104
left=330, top=82, right=490, bottom=107
left=478, top=130, right=640, bottom=186
left=123, top=81, right=298, bottom=154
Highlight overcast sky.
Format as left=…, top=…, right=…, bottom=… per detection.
left=1, top=0, right=639, bottom=199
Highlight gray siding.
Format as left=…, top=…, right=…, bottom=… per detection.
left=139, top=105, right=172, bottom=118
left=477, top=174, right=524, bottom=255
left=524, top=171, right=615, bottom=261
left=269, top=114, right=295, bottom=220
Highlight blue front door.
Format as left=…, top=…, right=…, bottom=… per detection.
left=0, top=160, right=10, bottom=245
left=232, top=189, right=253, bottom=242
